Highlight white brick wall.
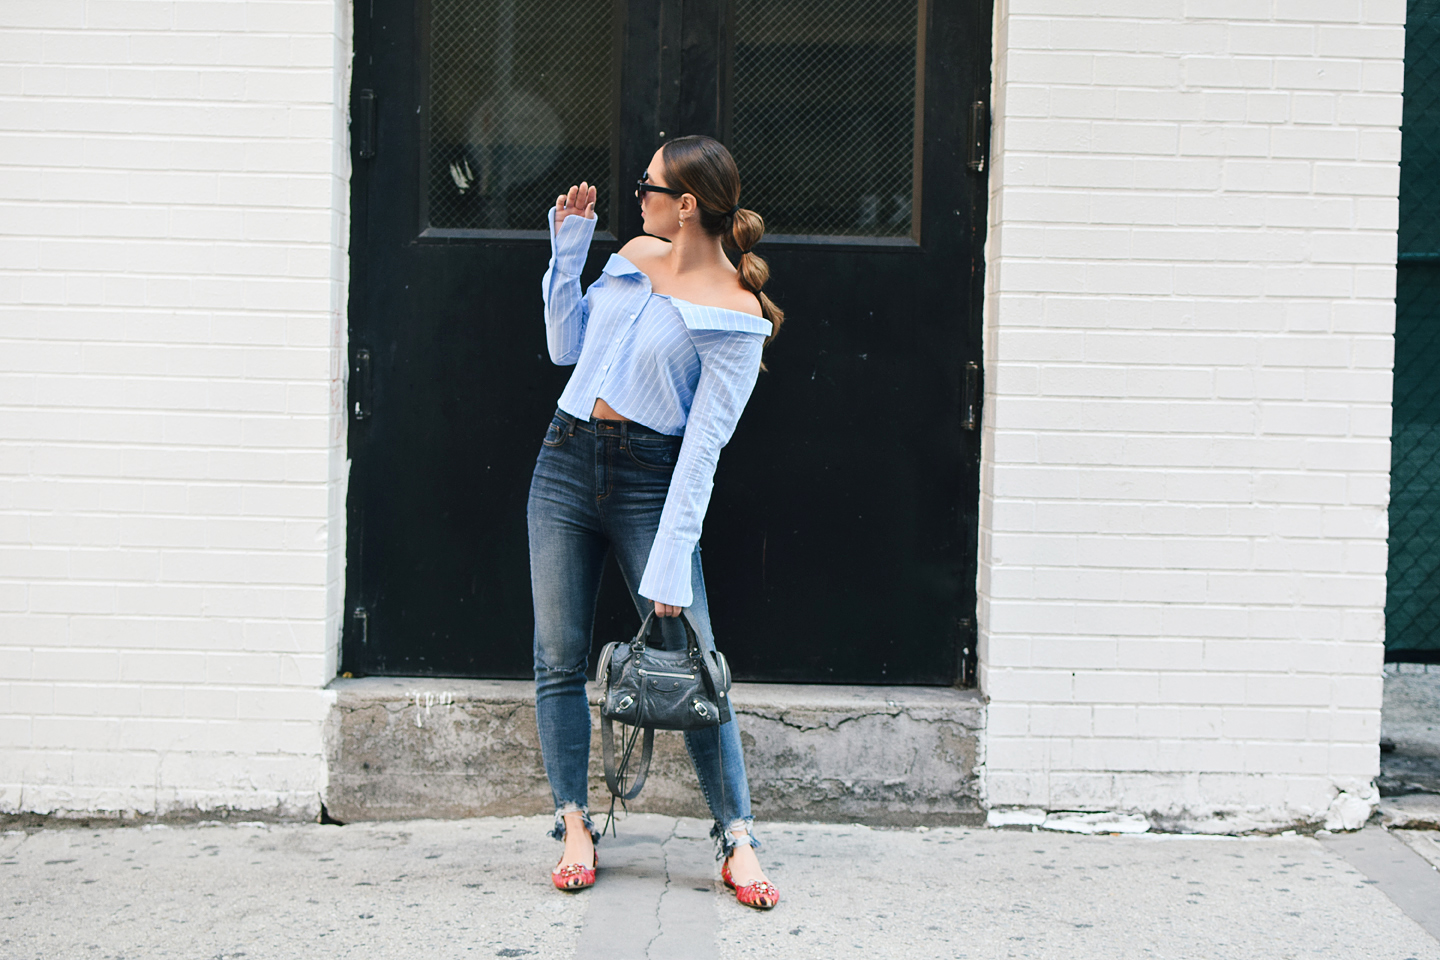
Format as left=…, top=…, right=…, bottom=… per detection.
left=0, top=0, right=1405, bottom=830
left=979, top=0, right=1402, bottom=829
left=0, top=0, right=351, bottom=817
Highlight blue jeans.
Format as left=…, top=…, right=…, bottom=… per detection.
left=528, top=411, right=756, bottom=855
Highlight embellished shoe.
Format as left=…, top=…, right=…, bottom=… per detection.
left=551, top=852, right=598, bottom=891
left=721, top=859, right=779, bottom=910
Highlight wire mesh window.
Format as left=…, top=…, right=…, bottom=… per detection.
left=729, top=0, right=925, bottom=240
left=1388, top=0, right=1440, bottom=659
left=425, top=0, right=612, bottom=232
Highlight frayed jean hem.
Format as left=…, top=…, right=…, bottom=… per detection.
left=711, top=817, right=759, bottom=861
left=549, top=804, right=600, bottom=845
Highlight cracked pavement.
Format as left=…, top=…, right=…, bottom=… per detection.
left=4, top=813, right=1440, bottom=959
left=576, top=814, right=719, bottom=959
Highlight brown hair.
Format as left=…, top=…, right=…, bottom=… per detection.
left=660, top=135, right=784, bottom=349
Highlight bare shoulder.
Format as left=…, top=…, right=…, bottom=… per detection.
left=716, top=281, right=764, bottom=318
left=617, top=235, right=669, bottom=266
left=683, top=275, right=764, bottom=318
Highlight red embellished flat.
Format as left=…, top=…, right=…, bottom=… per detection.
left=552, top=852, right=598, bottom=891
left=721, top=859, right=779, bottom=910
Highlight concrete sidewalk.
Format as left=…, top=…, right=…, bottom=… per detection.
left=3, top=814, right=1439, bottom=960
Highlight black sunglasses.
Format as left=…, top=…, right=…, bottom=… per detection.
left=635, top=170, right=684, bottom=204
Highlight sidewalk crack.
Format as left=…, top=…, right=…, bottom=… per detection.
left=643, top=818, right=679, bottom=959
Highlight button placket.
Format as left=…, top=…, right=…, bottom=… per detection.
left=600, top=296, right=645, bottom=376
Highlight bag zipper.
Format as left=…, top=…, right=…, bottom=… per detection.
left=637, top=668, right=695, bottom=680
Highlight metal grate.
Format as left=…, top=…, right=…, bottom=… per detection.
left=1387, top=0, right=1440, bottom=658
left=426, top=0, right=612, bottom=231
left=730, top=0, right=922, bottom=239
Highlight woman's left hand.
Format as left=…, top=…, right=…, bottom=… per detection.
left=653, top=602, right=683, bottom=618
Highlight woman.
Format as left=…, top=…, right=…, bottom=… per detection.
left=528, top=135, right=782, bottom=910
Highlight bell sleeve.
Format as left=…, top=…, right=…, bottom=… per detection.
left=540, top=207, right=599, bottom=365
left=638, top=312, right=770, bottom=607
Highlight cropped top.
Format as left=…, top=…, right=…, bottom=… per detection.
left=541, top=209, right=772, bottom=607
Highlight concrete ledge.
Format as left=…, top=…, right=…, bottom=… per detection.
left=324, top=678, right=984, bottom=827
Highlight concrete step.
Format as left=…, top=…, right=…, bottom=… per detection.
left=324, top=678, right=984, bottom=827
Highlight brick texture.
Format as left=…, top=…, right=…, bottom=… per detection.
left=979, top=0, right=1401, bottom=828
left=0, top=0, right=351, bottom=817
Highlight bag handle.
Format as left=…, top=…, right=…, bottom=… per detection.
left=680, top=609, right=732, bottom=725
left=633, top=609, right=702, bottom=651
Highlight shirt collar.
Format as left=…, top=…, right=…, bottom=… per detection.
left=601, top=254, right=772, bottom=336
left=601, top=254, right=646, bottom=280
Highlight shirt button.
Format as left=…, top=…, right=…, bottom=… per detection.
left=629, top=314, right=636, bottom=319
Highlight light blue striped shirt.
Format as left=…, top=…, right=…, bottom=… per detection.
left=541, top=209, right=772, bottom=607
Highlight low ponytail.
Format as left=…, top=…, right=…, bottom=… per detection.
left=727, top=208, right=784, bottom=349
left=660, top=136, right=785, bottom=363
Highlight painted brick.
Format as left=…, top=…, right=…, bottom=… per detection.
left=1316, top=25, right=1405, bottom=59
left=31, top=717, right=122, bottom=751
left=987, top=702, right=1031, bottom=737
left=182, top=686, right=239, bottom=720
left=983, top=1, right=1396, bottom=826
left=1314, top=161, right=1400, bottom=196
left=1, top=0, right=348, bottom=817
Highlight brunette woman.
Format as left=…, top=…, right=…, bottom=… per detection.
left=528, top=136, right=781, bottom=910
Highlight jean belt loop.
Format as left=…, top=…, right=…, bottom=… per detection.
left=566, top=413, right=576, bottom=437
left=619, top=420, right=628, bottom=451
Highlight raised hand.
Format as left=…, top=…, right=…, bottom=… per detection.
left=554, top=181, right=597, bottom=228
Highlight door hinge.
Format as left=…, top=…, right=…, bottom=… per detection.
left=967, top=100, right=988, bottom=173
left=962, top=361, right=981, bottom=430
left=354, top=89, right=376, bottom=159
left=351, top=348, right=372, bottom=420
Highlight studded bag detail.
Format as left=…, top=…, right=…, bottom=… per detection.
left=596, top=609, right=732, bottom=802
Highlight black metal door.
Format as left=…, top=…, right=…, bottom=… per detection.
left=344, top=0, right=991, bottom=683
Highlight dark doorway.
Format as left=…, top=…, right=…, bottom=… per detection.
left=344, top=0, right=992, bottom=684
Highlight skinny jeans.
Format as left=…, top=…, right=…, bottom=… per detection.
left=528, top=410, right=754, bottom=848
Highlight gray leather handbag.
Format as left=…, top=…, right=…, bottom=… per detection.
left=596, top=609, right=732, bottom=801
